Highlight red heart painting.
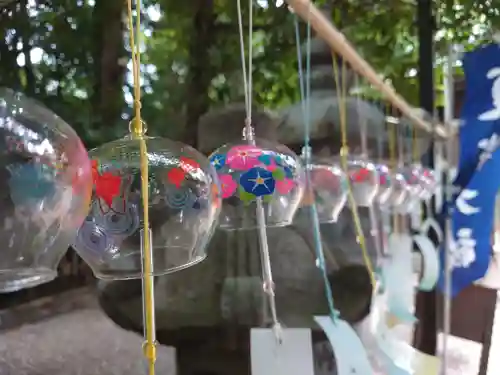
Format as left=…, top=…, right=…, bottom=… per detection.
left=350, top=168, right=370, bottom=182
left=92, top=160, right=123, bottom=209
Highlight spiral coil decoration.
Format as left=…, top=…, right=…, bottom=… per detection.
left=74, top=220, right=111, bottom=255
left=163, top=185, right=196, bottom=210
left=95, top=201, right=140, bottom=236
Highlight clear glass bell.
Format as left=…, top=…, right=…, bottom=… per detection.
left=208, top=139, right=304, bottom=230
left=0, top=88, right=92, bottom=292
left=397, top=166, right=422, bottom=212
left=387, top=172, right=410, bottom=212
left=375, top=164, right=393, bottom=206
left=413, top=165, right=437, bottom=200
left=334, top=156, right=379, bottom=207
left=299, top=152, right=348, bottom=224
left=72, top=135, right=221, bottom=279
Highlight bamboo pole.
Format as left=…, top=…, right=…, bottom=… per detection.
left=286, top=0, right=452, bottom=139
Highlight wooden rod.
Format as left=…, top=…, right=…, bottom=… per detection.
left=286, top=0, right=452, bottom=139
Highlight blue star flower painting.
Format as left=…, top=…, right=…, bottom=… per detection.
left=240, top=167, right=276, bottom=197
left=209, top=154, right=226, bottom=170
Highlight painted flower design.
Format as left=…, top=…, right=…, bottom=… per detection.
left=8, top=163, right=55, bottom=206
left=95, top=172, right=123, bottom=209
left=276, top=178, right=294, bottom=194
left=210, top=153, right=226, bottom=170
left=219, top=174, right=238, bottom=198
left=266, top=163, right=278, bottom=172
left=407, top=172, right=420, bottom=184
left=167, top=167, right=186, bottom=188
left=283, top=166, right=293, bottom=179
left=350, top=168, right=371, bottom=182
left=180, top=156, right=199, bottom=173
left=240, top=167, right=275, bottom=197
left=226, top=145, right=262, bottom=170
left=379, top=174, right=389, bottom=186
left=258, top=154, right=273, bottom=166
left=422, top=169, right=434, bottom=180
left=165, top=157, right=200, bottom=189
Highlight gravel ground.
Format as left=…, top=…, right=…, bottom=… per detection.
left=0, top=308, right=176, bottom=375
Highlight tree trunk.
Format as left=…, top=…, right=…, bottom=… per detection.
left=18, top=0, right=36, bottom=96
left=183, top=0, right=216, bottom=147
left=0, top=3, right=22, bottom=89
left=91, top=0, right=125, bottom=131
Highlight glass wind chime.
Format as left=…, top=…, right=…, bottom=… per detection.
left=207, top=1, right=304, bottom=233
left=292, top=12, right=377, bottom=375
left=208, top=0, right=307, bottom=352
left=320, top=30, right=441, bottom=375
left=73, top=1, right=221, bottom=373
left=0, top=88, right=92, bottom=293
left=359, top=107, right=441, bottom=374
left=0, top=0, right=446, bottom=373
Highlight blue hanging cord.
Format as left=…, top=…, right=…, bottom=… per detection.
left=294, top=14, right=339, bottom=322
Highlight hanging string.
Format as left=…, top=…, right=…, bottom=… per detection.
left=127, top=0, right=142, bottom=133
left=236, top=0, right=252, bottom=136
left=374, top=104, right=392, bottom=261
left=410, top=122, right=426, bottom=228
left=331, top=54, right=376, bottom=289
left=355, top=76, right=383, bottom=262
left=386, top=106, right=401, bottom=233
left=236, top=0, right=281, bottom=338
left=396, top=119, right=409, bottom=233
left=405, top=124, right=415, bottom=166
left=294, top=12, right=339, bottom=321
left=355, top=77, right=368, bottom=159
left=412, top=127, right=420, bottom=165
left=376, top=101, right=385, bottom=165
left=388, top=106, right=397, bottom=170
left=126, top=1, right=156, bottom=374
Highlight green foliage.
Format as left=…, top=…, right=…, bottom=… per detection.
left=0, top=0, right=499, bottom=147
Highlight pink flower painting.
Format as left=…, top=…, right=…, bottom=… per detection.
left=266, top=161, right=278, bottom=172
left=276, top=178, right=294, bottom=194
left=218, top=174, right=238, bottom=198
left=226, top=145, right=262, bottom=170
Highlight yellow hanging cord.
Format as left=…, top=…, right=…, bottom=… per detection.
left=332, top=55, right=376, bottom=290
left=126, top=0, right=156, bottom=374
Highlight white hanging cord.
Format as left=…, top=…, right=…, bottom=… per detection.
left=237, top=0, right=253, bottom=139
left=236, top=0, right=281, bottom=340
left=294, top=6, right=340, bottom=322
left=355, top=76, right=368, bottom=159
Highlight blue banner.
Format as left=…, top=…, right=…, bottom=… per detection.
left=438, top=143, right=500, bottom=296
left=438, top=43, right=500, bottom=296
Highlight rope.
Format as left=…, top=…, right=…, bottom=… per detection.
left=332, top=54, right=376, bottom=290
left=294, top=11, right=339, bottom=322
left=125, top=1, right=156, bottom=373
